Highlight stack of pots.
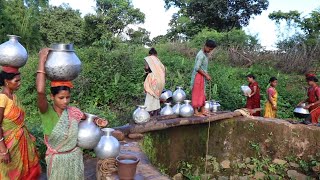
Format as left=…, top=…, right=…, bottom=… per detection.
left=0, top=35, right=28, bottom=68
left=161, top=86, right=194, bottom=117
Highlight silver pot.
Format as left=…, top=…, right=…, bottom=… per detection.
left=0, top=35, right=28, bottom=67
left=172, top=102, right=182, bottom=115
left=204, top=101, right=211, bottom=112
left=160, top=103, right=174, bottom=116
left=133, top=105, right=150, bottom=124
left=179, top=100, right=194, bottom=117
left=45, top=43, right=81, bottom=81
left=173, top=86, right=186, bottom=103
left=94, top=128, right=120, bottom=159
left=77, top=113, right=102, bottom=149
left=293, top=104, right=310, bottom=118
left=211, top=101, right=221, bottom=112
left=160, top=90, right=172, bottom=102
left=241, top=85, right=251, bottom=96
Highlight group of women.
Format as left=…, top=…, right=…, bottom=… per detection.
left=0, top=48, right=108, bottom=180
left=245, top=73, right=320, bottom=126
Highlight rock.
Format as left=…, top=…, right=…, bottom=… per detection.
left=111, top=130, right=125, bottom=141
left=272, top=158, right=287, bottom=165
left=289, top=162, right=300, bottom=168
left=254, top=172, right=265, bottom=179
left=218, top=176, right=228, bottom=180
left=173, top=173, right=183, bottom=180
left=230, top=175, right=239, bottom=180
left=239, top=176, right=248, bottom=180
left=245, top=157, right=251, bottom=164
left=312, top=165, right=320, bottom=173
left=221, top=160, right=231, bottom=169
left=200, top=174, right=212, bottom=180
left=287, top=170, right=307, bottom=180
left=247, top=164, right=256, bottom=170
left=128, top=133, right=144, bottom=139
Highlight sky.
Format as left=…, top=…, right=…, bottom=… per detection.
left=49, top=0, right=320, bottom=50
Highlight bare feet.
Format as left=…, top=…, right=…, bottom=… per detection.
left=194, top=113, right=205, bottom=117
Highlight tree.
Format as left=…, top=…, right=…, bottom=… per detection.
left=39, top=4, right=84, bottom=46
left=83, top=0, right=145, bottom=45
left=126, top=27, right=151, bottom=46
left=165, top=0, right=269, bottom=37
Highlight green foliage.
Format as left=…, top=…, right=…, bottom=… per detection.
left=126, top=27, right=151, bottom=46
left=39, top=5, right=84, bottom=46
left=165, top=0, right=269, bottom=37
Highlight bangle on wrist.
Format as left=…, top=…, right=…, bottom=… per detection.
left=0, top=137, right=3, bottom=142
left=37, top=70, right=46, bottom=74
left=0, top=149, right=8, bottom=156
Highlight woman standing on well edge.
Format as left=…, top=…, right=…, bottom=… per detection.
left=36, top=48, right=108, bottom=179
left=0, top=66, right=41, bottom=179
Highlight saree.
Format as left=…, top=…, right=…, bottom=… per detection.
left=307, top=86, right=320, bottom=124
left=246, top=81, right=261, bottom=116
left=0, top=94, right=40, bottom=180
left=264, top=87, right=278, bottom=118
left=43, top=106, right=84, bottom=180
left=144, top=55, right=165, bottom=111
left=192, top=73, right=206, bottom=108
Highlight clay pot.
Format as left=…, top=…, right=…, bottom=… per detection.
left=116, top=154, right=140, bottom=180
left=0, top=35, right=28, bottom=67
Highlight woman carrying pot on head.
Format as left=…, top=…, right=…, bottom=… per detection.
left=0, top=66, right=41, bottom=180
left=245, top=74, right=261, bottom=116
left=264, top=77, right=278, bottom=118
left=144, top=48, right=166, bottom=116
left=297, top=74, right=320, bottom=126
left=36, top=48, right=108, bottom=180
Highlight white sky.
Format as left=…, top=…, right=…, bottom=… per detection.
left=49, top=0, right=320, bottom=50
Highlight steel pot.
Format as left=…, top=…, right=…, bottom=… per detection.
left=293, top=106, right=310, bottom=119
left=179, top=100, right=194, bottom=117
left=77, top=113, right=102, bottom=149
left=133, top=105, right=150, bottom=124
left=160, top=103, right=174, bottom=116
left=0, top=35, right=28, bottom=67
left=45, top=43, right=81, bottom=81
left=94, top=128, right=120, bottom=159
left=172, top=86, right=186, bottom=103
left=204, top=101, right=211, bottom=112
left=211, top=100, right=221, bottom=112
left=172, top=102, right=182, bottom=115
left=160, top=89, right=172, bottom=102
left=241, top=85, right=251, bottom=96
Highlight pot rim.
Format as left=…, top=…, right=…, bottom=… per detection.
left=101, top=128, right=115, bottom=133
left=116, top=154, right=140, bottom=164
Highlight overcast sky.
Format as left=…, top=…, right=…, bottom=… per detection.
left=49, top=0, right=320, bottom=50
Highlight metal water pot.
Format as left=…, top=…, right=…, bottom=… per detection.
left=211, top=101, right=221, bottom=112
left=172, top=86, right=186, bottom=103
left=172, top=102, right=182, bottom=115
left=77, top=113, right=102, bottom=149
left=0, top=35, right=28, bottom=67
left=179, top=100, right=194, bottom=117
left=94, top=128, right=120, bottom=159
left=45, top=43, right=81, bottom=81
left=160, top=89, right=172, bottom=102
left=133, top=105, right=150, bottom=124
left=204, top=101, right=211, bottom=112
left=160, top=103, right=174, bottom=116
left=241, top=85, right=251, bottom=96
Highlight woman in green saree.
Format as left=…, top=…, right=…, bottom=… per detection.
left=36, top=48, right=108, bottom=180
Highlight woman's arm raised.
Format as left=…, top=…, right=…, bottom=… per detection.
left=36, top=48, right=50, bottom=113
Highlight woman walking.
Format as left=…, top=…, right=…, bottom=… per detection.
left=36, top=48, right=108, bottom=179
left=264, top=77, right=278, bottom=118
left=0, top=66, right=41, bottom=180
left=245, top=74, right=261, bottom=116
left=144, top=48, right=165, bottom=116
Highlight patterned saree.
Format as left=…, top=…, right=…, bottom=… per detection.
left=44, top=106, right=84, bottom=180
left=0, top=95, right=40, bottom=180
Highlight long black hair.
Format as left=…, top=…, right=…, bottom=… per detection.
left=50, top=86, right=71, bottom=96
left=149, top=48, right=157, bottom=55
left=306, top=76, right=319, bottom=82
left=246, top=74, right=256, bottom=80
left=0, top=71, right=20, bottom=86
left=269, top=77, right=277, bottom=83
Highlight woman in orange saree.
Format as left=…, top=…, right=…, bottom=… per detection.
left=0, top=66, right=41, bottom=180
